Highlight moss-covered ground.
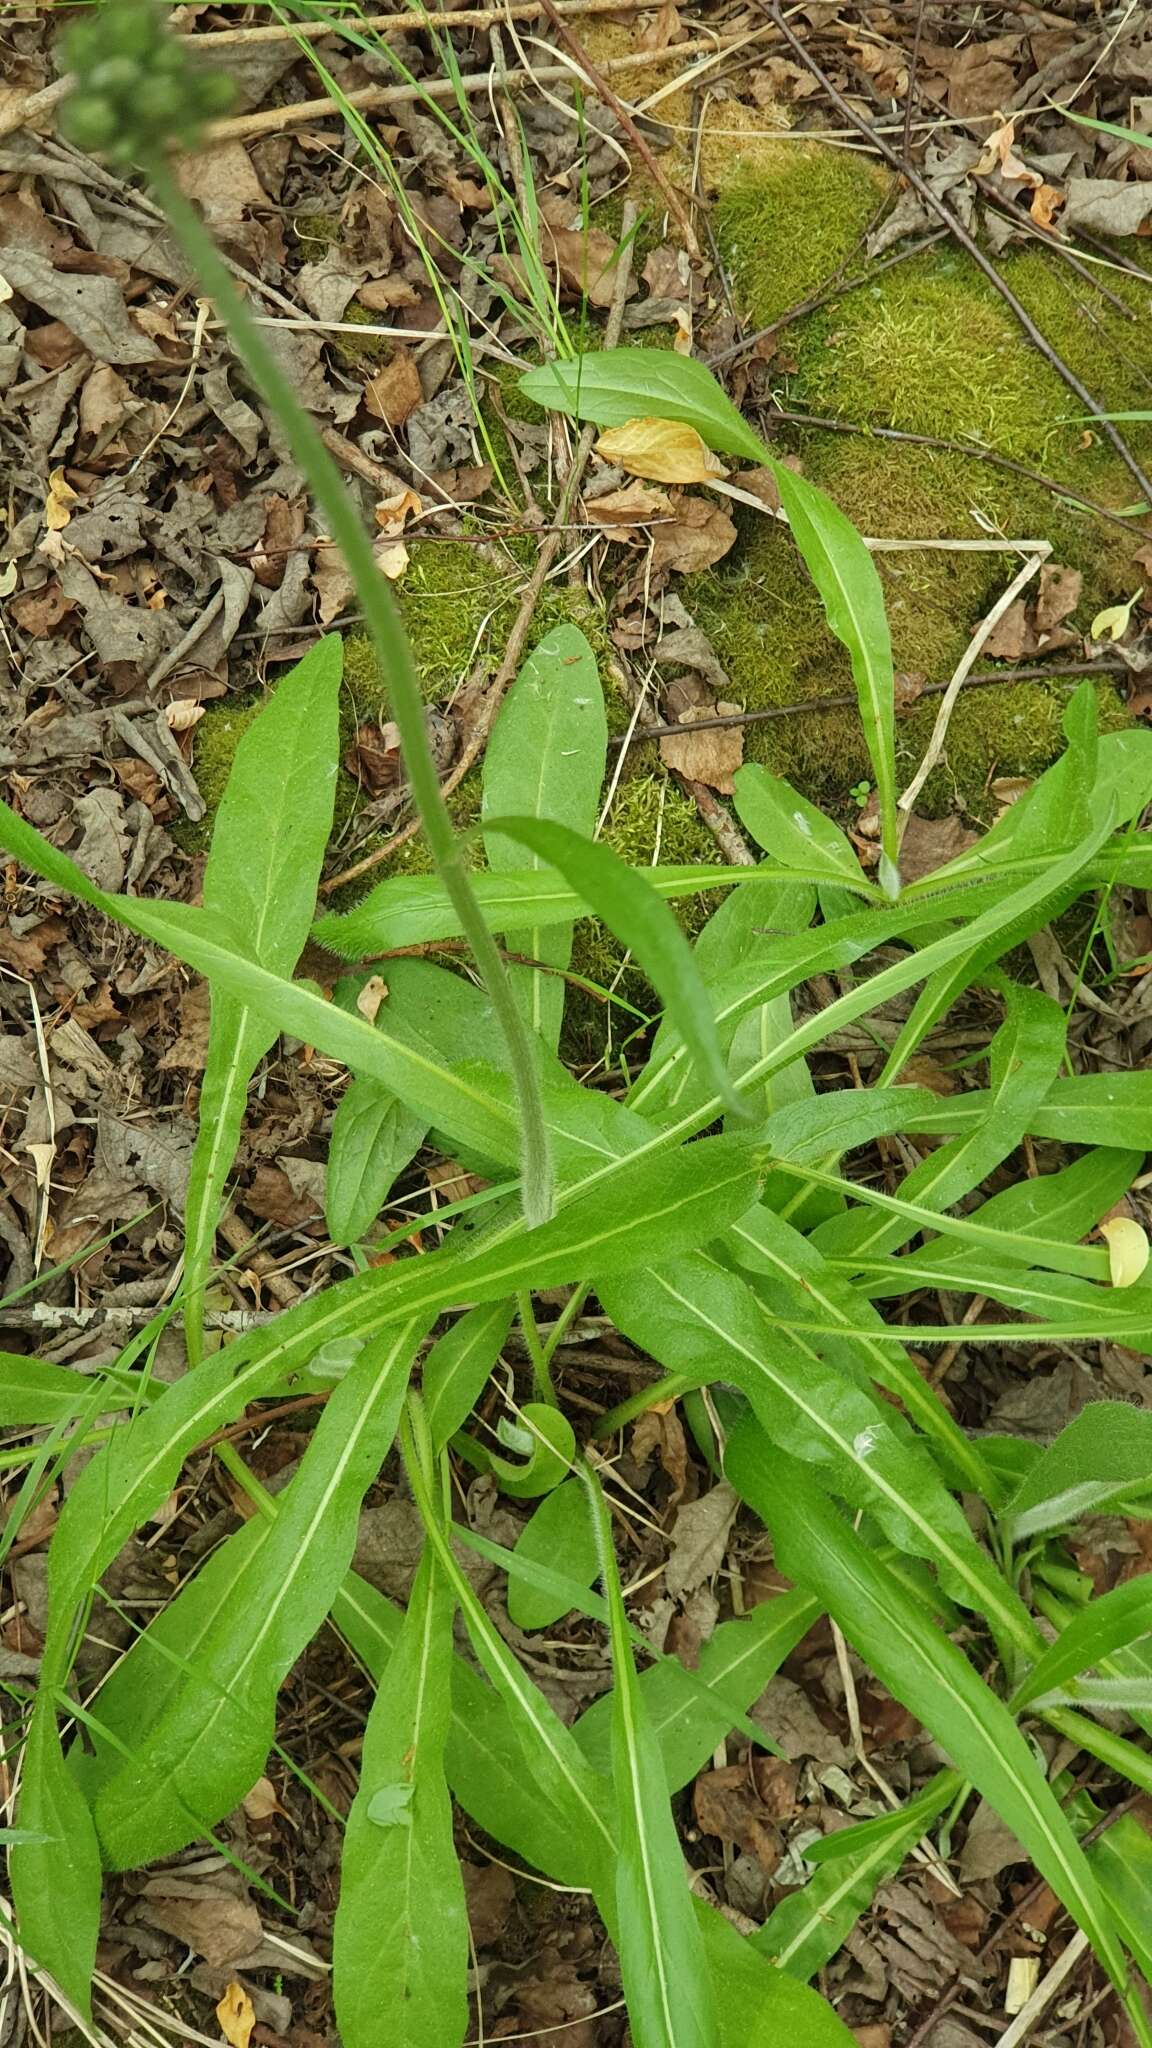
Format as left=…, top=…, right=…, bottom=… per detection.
left=698, top=139, right=1150, bottom=821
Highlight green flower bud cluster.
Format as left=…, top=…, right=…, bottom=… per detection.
left=60, top=0, right=235, bottom=163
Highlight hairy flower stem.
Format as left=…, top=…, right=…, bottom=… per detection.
left=145, top=153, right=554, bottom=1225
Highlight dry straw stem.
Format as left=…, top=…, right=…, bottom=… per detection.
left=898, top=542, right=1050, bottom=818
left=206, top=33, right=763, bottom=141
left=194, top=0, right=664, bottom=45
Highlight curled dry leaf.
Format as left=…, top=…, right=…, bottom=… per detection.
left=595, top=417, right=729, bottom=485
left=1100, top=1215, right=1150, bottom=1289
left=216, top=1980, right=256, bottom=2048
left=586, top=482, right=674, bottom=532
left=44, top=466, right=78, bottom=533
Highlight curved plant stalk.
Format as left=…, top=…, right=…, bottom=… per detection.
left=142, top=153, right=555, bottom=1226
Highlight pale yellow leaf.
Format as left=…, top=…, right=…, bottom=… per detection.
left=45, top=467, right=78, bottom=533
left=1090, top=589, right=1143, bottom=643
left=1100, top=1215, right=1149, bottom=1289
left=216, top=1981, right=255, bottom=2048
left=594, top=417, right=728, bottom=485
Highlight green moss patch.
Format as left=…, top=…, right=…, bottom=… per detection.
left=702, top=150, right=1148, bottom=817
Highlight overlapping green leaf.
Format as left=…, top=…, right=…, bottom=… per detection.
left=751, top=1773, right=959, bottom=1979
left=482, top=625, right=606, bottom=1047
left=93, top=1318, right=429, bottom=1869
left=600, top=1251, right=1030, bottom=1636
left=185, top=636, right=342, bottom=1356
left=727, top=1431, right=1130, bottom=2002
left=334, top=1543, right=465, bottom=2048
left=584, top=1468, right=716, bottom=2048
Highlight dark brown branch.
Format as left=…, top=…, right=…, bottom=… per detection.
left=609, top=661, right=1130, bottom=753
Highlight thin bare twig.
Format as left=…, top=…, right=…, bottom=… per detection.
left=769, top=408, right=1146, bottom=540
left=899, top=542, right=1050, bottom=819
left=535, top=0, right=701, bottom=257
left=605, top=659, right=1129, bottom=752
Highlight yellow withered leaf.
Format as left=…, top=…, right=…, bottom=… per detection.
left=45, top=467, right=79, bottom=533
left=594, top=416, right=728, bottom=485
left=216, top=1980, right=255, bottom=2048
left=1100, top=1215, right=1150, bottom=1289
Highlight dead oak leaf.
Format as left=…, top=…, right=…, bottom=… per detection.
left=693, top=1765, right=783, bottom=1874
left=596, top=416, right=728, bottom=485
left=138, top=1886, right=262, bottom=1969
left=898, top=812, right=979, bottom=883
left=659, top=700, right=744, bottom=794
left=540, top=211, right=628, bottom=309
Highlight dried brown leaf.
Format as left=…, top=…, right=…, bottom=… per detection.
left=650, top=495, right=737, bottom=575
left=363, top=346, right=424, bottom=427
left=659, top=700, right=744, bottom=794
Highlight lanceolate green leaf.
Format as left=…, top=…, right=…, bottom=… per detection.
left=482, top=625, right=606, bottom=1048
left=311, top=862, right=874, bottom=958
left=508, top=1479, right=600, bottom=1631
left=519, top=347, right=771, bottom=463
left=767, top=465, right=898, bottom=878
left=751, top=1773, right=959, bottom=1979
left=406, top=1454, right=617, bottom=1889
left=727, top=1203, right=994, bottom=1497
left=326, top=1079, right=427, bottom=1246
left=185, top=636, right=342, bottom=1358
left=0, top=1353, right=109, bottom=1426
left=1003, top=1405, right=1152, bottom=1544
left=31, top=1126, right=758, bottom=1765
left=334, top=1543, right=466, bottom=2048
left=600, top=1253, right=1031, bottom=1640
left=814, top=984, right=1067, bottom=1266
left=575, top=1588, right=820, bottom=1792
left=424, top=1300, right=516, bottom=1454
left=584, top=1467, right=717, bottom=2048
left=728, top=1432, right=1130, bottom=2004
left=521, top=352, right=898, bottom=868
left=483, top=814, right=743, bottom=1117
left=880, top=1147, right=1143, bottom=1286
left=93, top=1318, right=429, bottom=1870
left=732, top=767, right=867, bottom=891
left=9, top=1700, right=102, bottom=2015
left=698, top=1905, right=857, bottom=2048
left=1013, top=1577, right=1152, bottom=1711
left=633, top=819, right=1116, bottom=1143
